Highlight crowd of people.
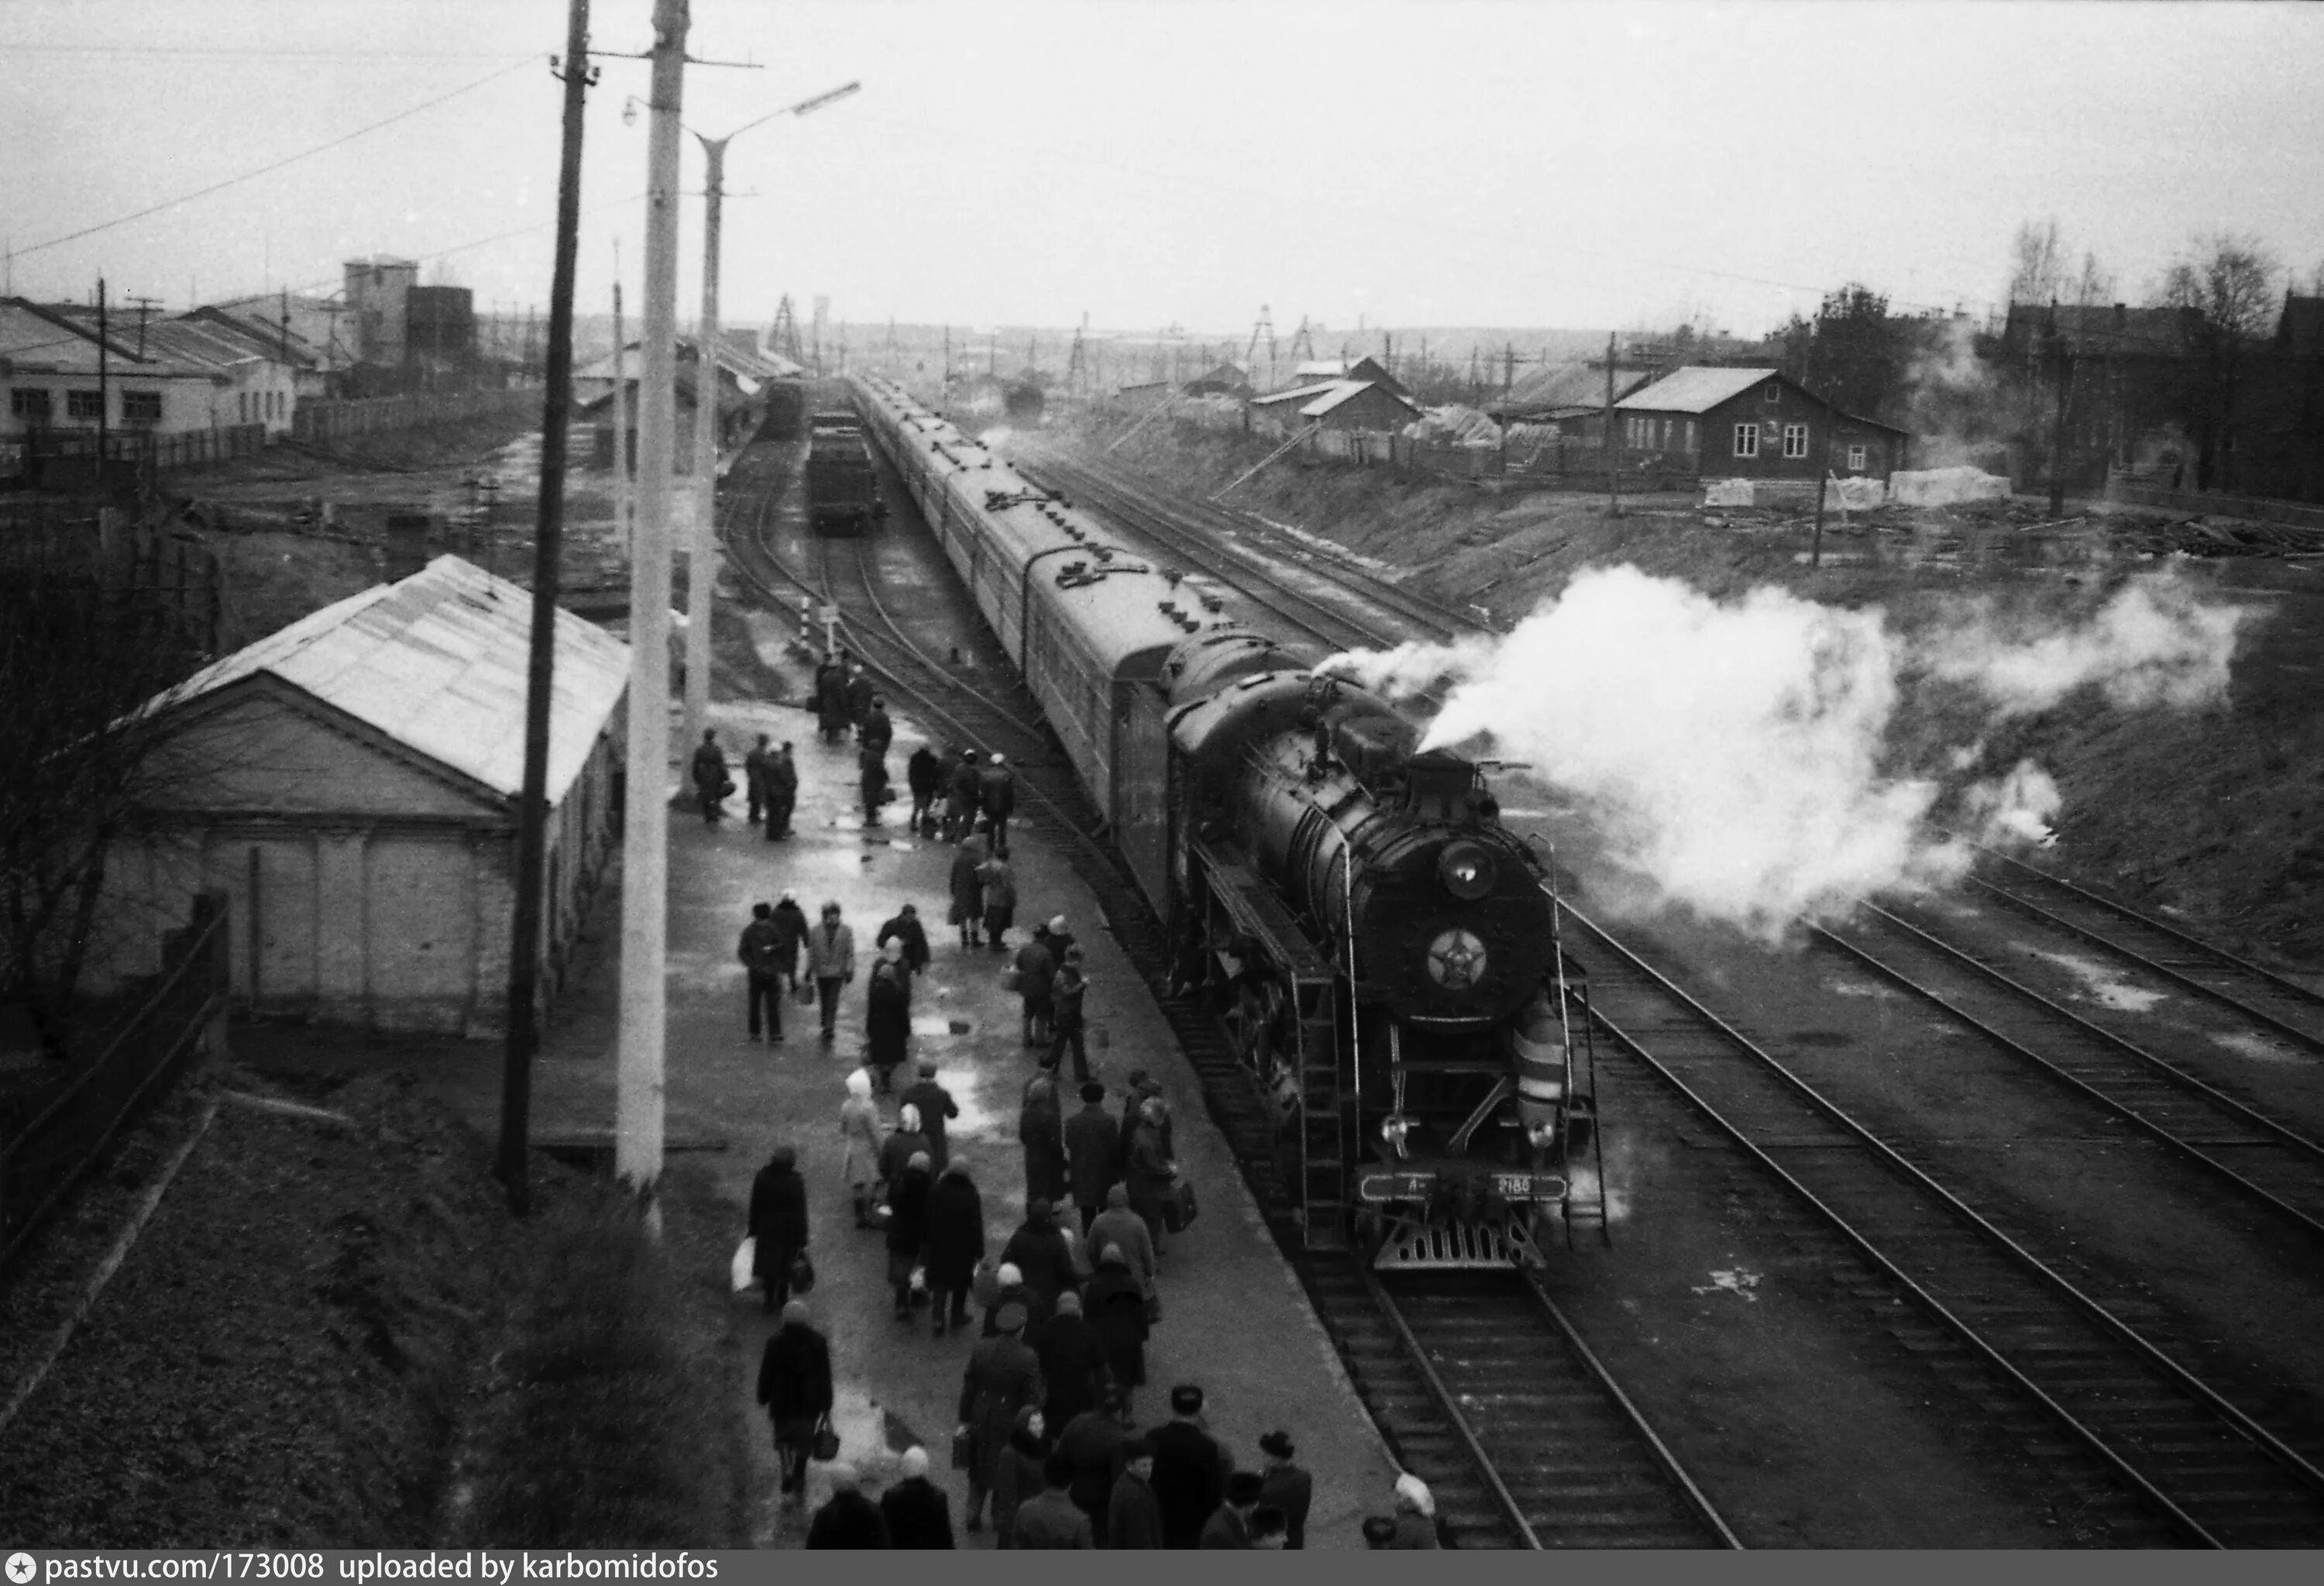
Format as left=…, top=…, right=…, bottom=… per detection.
left=727, top=655, right=1435, bottom=1549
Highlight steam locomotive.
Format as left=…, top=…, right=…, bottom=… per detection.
left=849, top=373, right=1593, bottom=1267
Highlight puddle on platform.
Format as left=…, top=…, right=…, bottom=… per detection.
left=1690, top=1267, right=1762, bottom=1301
left=2036, top=951, right=2167, bottom=1012
left=2211, top=1029, right=2303, bottom=1065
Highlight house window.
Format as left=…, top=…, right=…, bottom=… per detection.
left=1733, top=422, right=1759, bottom=458
left=1764, top=383, right=1781, bottom=404
left=9, top=388, right=50, bottom=420
left=122, top=390, right=162, bottom=425
left=1783, top=423, right=1809, bottom=459
left=1848, top=444, right=1868, bottom=471
left=67, top=390, right=103, bottom=420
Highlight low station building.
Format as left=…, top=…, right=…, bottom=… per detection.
left=87, top=556, right=628, bottom=1037
left=1614, top=366, right=1909, bottom=480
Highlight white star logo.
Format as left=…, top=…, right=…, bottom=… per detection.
left=8, top=1553, right=37, bottom=1584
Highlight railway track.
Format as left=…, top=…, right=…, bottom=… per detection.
left=1024, top=434, right=2324, bottom=1545
left=1812, top=902, right=2324, bottom=1242
left=716, top=434, right=1739, bottom=1549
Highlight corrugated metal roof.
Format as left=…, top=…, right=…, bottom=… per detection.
left=152, top=556, right=629, bottom=807
left=1249, top=380, right=1343, bottom=408
left=1614, top=366, right=1781, bottom=415
left=1299, top=380, right=1416, bottom=418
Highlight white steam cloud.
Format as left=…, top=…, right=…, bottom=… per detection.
left=1320, top=566, right=2245, bottom=941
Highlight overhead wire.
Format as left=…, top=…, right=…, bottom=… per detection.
left=11, top=56, right=541, bottom=260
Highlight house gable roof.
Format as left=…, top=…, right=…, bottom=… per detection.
left=1618, top=365, right=1909, bottom=435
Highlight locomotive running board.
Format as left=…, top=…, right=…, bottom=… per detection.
left=1371, top=1213, right=1545, bottom=1271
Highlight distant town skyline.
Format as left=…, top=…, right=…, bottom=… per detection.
left=5, top=1, right=2321, bottom=339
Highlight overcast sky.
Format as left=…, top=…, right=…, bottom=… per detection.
left=4, top=0, right=2321, bottom=340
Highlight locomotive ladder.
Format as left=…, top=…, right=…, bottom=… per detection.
left=1192, top=839, right=1347, bottom=1249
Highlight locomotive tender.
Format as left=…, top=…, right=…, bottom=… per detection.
left=806, top=409, right=883, bottom=535
left=849, top=373, right=1593, bottom=1266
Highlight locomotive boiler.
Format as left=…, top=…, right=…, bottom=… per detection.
left=846, top=373, right=1595, bottom=1266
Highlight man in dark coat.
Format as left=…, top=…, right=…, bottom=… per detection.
left=815, top=656, right=851, bottom=744
left=878, top=1447, right=954, bottom=1548
left=906, top=745, right=945, bottom=835
left=1149, top=1385, right=1231, bottom=1550
left=876, top=903, right=932, bottom=978
left=737, top=901, right=786, bottom=1044
left=977, top=752, right=1018, bottom=858
left=689, top=728, right=727, bottom=824
left=958, top=1303, right=1044, bottom=1534
left=1000, top=1196, right=1079, bottom=1328
left=748, top=1145, right=809, bottom=1311
left=1057, top=1384, right=1133, bottom=1543
left=755, top=1299, right=832, bottom=1498
left=1063, top=1082, right=1121, bottom=1236
left=1117, top=1070, right=1174, bottom=1162
left=1019, top=1059, right=1068, bottom=1208
left=1106, top=1439, right=1165, bottom=1551
left=1126, top=1096, right=1177, bottom=1256
left=885, top=1151, right=933, bottom=1320
left=944, top=748, right=982, bottom=841
left=805, top=1463, right=888, bottom=1547
left=1200, top=1471, right=1267, bottom=1549
left=844, top=665, right=876, bottom=728
left=1088, top=1184, right=1157, bottom=1301
left=1256, top=1430, right=1313, bottom=1549
left=1011, top=1453, right=1095, bottom=1549
left=1049, top=947, right=1092, bottom=1082
left=858, top=693, right=894, bottom=758
left=1014, top=927, right=1057, bottom=1048
left=859, top=745, right=889, bottom=825
left=770, top=890, right=809, bottom=991
left=921, top=1158, right=985, bottom=1337
left=744, top=733, right=772, bottom=825
left=1081, top=1244, right=1151, bottom=1418
left=947, top=827, right=988, bottom=949
left=898, top=1058, right=960, bottom=1173
left=763, top=742, right=799, bottom=840
left=1031, top=1289, right=1105, bottom=1434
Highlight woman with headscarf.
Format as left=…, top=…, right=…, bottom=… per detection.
left=865, top=938, right=913, bottom=1094
left=879, top=1103, right=930, bottom=1196
left=981, top=1261, right=1033, bottom=1339
left=1031, top=1289, right=1105, bottom=1433
left=755, top=1299, right=833, bottom=1499
left=991, top=1404, right=1052, bottom=1548
left=922, top=1157, right=985, bottom=1338
left=1081, top=1244, right=1151, bottom=1417
left=838, top=1069, right=883, bottom=1230
left=1389, top=1473, right=1442, bottom=1548
left=886, top=1148, right=934, bottom=1320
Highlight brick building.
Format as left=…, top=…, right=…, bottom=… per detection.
left=1614, top=366, right=1908, bottom=480
left=84, top=557, right=627, bottom=1037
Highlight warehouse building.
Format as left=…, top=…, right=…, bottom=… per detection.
left=84, top=556, right=628, bottom=1037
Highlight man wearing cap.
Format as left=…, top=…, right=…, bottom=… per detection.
left=944, top=748, right=982, bottom=842
left=898, top=1058, right=960, bottom=1174
left=805, top=1462, right=888, bottom=1547
left=1107, top=1438, right=1165, bottom=1550
left=958, top=1301, right=1044, bottom=1534
left=737, top=902, right=786, bottom=1045
left=806, top=902, right=856, bottom=1043
left=1057, top=1384, right=1133, bottom=1543
left=755, top=1299, right=832, bottom=1500
left=771, top=890, right=810, bottom=996
left=1001, top=1197, right=1079, bottom=1329
left=1257, top=1431, right=1312, bottom=1549
left=1050, top=945, right=1092, bottom=1082
left=1014, top=924, right=1057, bottom=1048
left=1149, top=1384, right=1231, bottom=1549
left=1011, top=1452, right=1095, bottom=1549
left=879, top=1446, right=955, bottom=1547
left=858, top=692, right=893, bottom=759
left=1201, top=1470, right=1268, bottom=1548
left=689, top=728, right=727, bottom=824
left=877, top=902, right=932, bottom=978
left=744, top=732, right=773, bottom=826
left=977, top=751, right=1017, bottom=859
left=764, top=741, right=799, bottom=841
left=1064, top=1082, right=1122, bottom=1237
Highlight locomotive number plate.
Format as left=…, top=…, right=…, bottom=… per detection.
left=1356, top=1171, right=1568, bottom=1204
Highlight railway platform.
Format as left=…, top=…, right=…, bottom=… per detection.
left=530, top=688, right=1399, bottom=1546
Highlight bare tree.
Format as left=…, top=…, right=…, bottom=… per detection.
left=2007, top=217, right=2068, bottom=307
left=2072, top=251, right=2116, bottom=311
left=0, top=530, right=211, bottom=1054
left=2155, top=232, right=2278, bottom=490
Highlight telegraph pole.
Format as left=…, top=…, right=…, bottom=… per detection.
left=95, top=277, right=109, bottom=494
left=500, top=0, right=598, bottom=1215
left=612, top=262, right=631, bottom=556
left=1603, top=332, right=1621, bottom=518
left=619, top=0, right=688, bottom=1203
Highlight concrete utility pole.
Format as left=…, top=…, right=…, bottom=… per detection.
left=95, top=277, right=108, bottom=493
left=619, top=0, right=688, bottom=1201
left=500, top=0, right=598, bottom=1216
left=1604, top=331, right=1621, bottom=519
left=683, top=81, right=858, bottom=751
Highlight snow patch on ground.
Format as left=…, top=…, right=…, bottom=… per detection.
left=2036, top=951, right=2168, bottom=1012
left=1826, top=977, right=1898, bottom=999
left=1691, top=1268, right=1762, bottom=1302
left=2210, top=1029, right=2305, bottom=1065
left=1252, top=514, right=1398, bottom=574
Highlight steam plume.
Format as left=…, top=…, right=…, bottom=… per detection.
left=1319, top=565, right=2244, bottom=940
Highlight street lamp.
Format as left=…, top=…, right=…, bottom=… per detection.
left=679, top=80, right=860, bottom=750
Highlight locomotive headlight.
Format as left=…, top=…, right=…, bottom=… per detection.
left=1439, top=840, right=1497, bottom=901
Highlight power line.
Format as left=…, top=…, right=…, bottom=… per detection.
left=13, top=57, right=539, bottom=260
left=0, top=44, right=544, bottom=60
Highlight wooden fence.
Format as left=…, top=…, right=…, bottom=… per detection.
left=0, top=893, right=231, bottom=1282
left=293, top=384, right=539, bottom=443
left=2106, top=474, right=2324, bottom=532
